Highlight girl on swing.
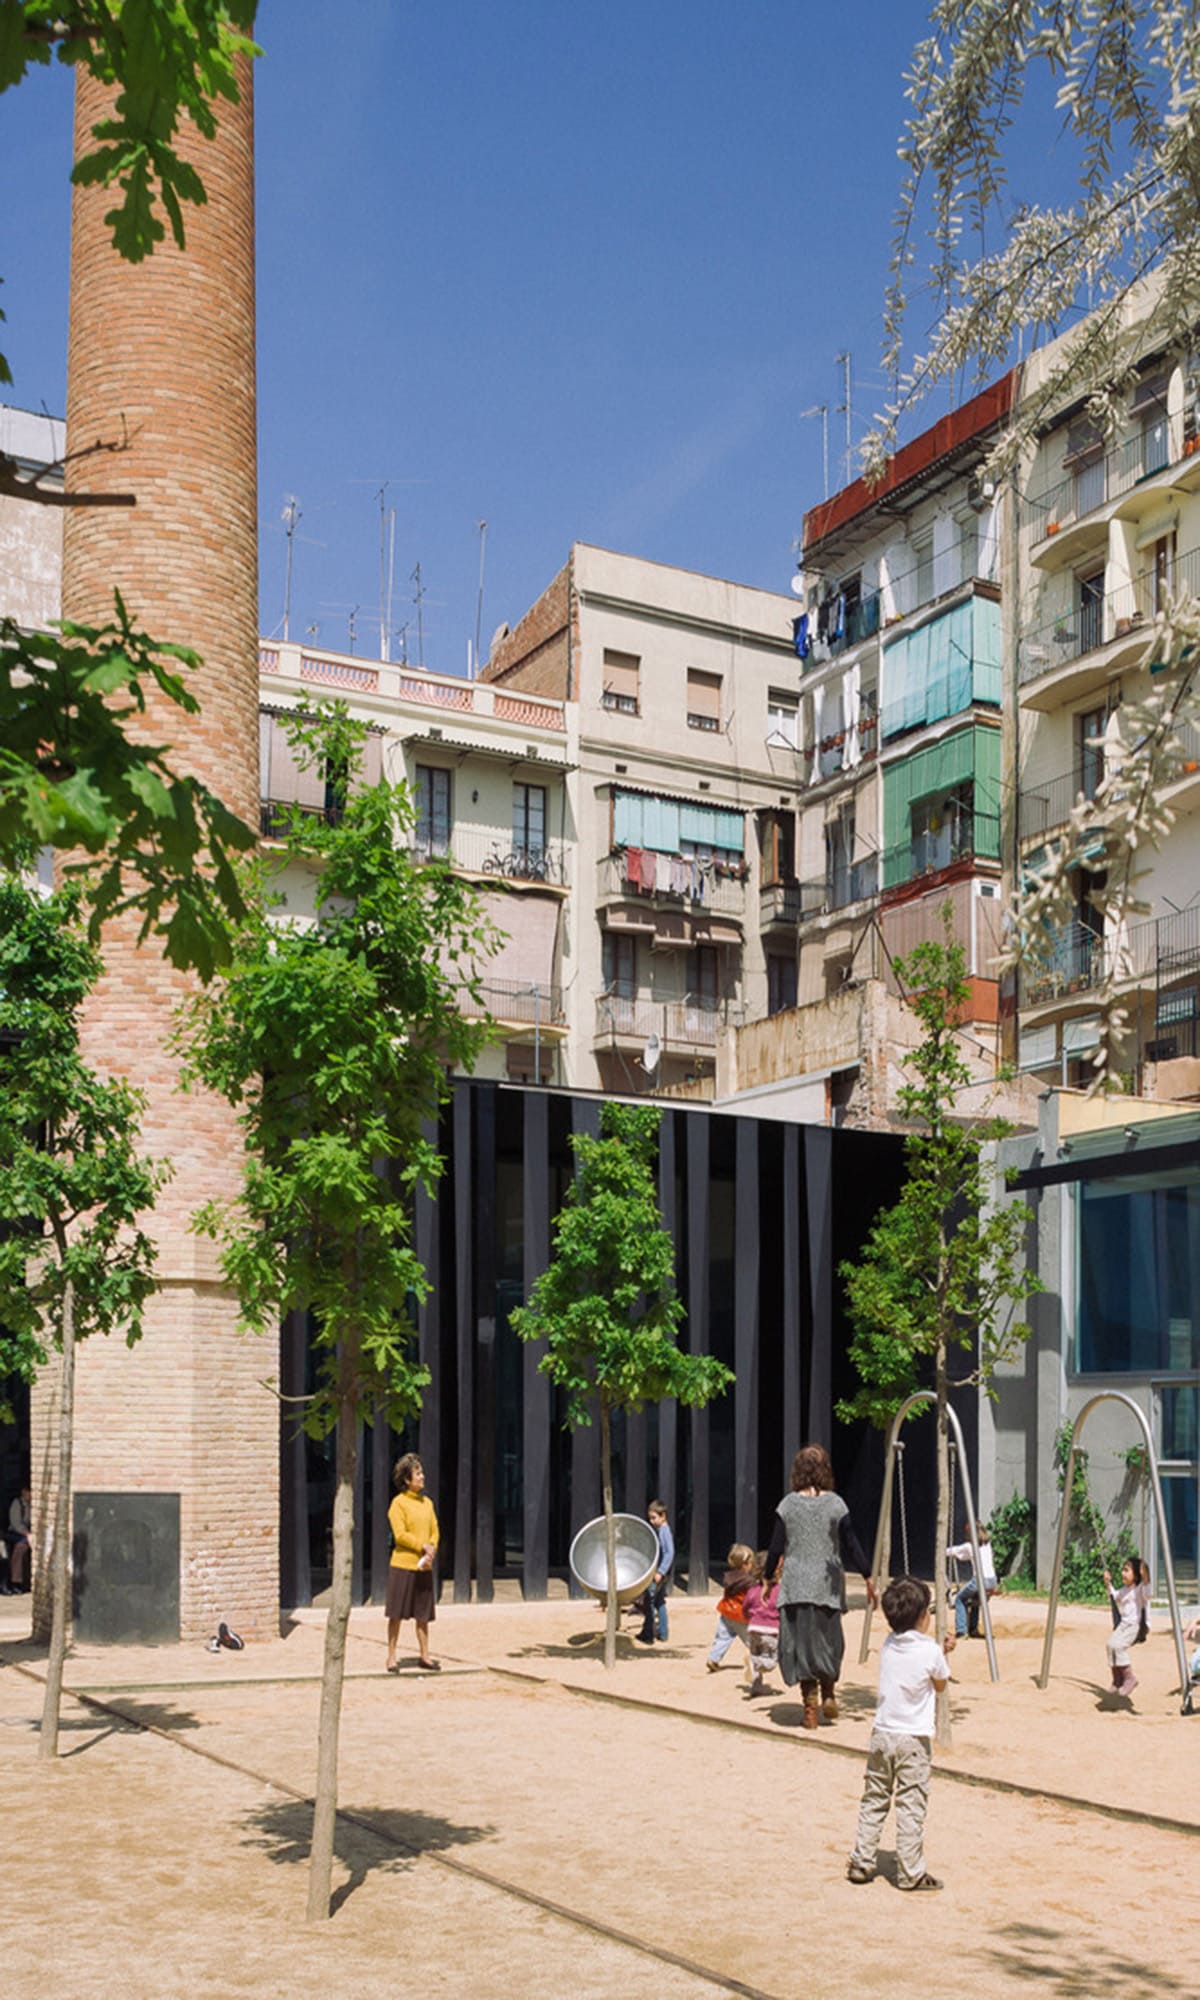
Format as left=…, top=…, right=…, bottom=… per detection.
left=1103, top=1553, right=1150, bottom=1698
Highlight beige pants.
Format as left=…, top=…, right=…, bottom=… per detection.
left=849, top=1728, right=932, bottom=1888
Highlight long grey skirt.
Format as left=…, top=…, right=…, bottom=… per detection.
left=778, top=1603, right=845, bottom=1687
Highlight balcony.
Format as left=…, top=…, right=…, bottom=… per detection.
left=806, top=588, right=882, bottom=666
left=455, top=976, right=565, bottom=1028
left=1019, top=546, right=1200, bottom=709
left=760, top=882, right=802, bottom=927
left=881, top=806, right=999, bottom=895
left=409, top=827, right=569, bottom=887
left=593, top=990, right=744, bottom=1052
left=1017, top=768, right=1100, bottom=844
left=1019, top=913, right=1158, bottom=1009
left=596, top=851, right=746, bottom=921
left=258, top=639, right=568, bottom=733
left=793, top=854, right=880, bottom=926
left=1024, top=413, right=1200, bottom=568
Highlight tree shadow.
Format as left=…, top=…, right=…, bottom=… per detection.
left=243, top=1796, right=495, bottom=1915
left=44, top=1695, right=203, bottom=1758
left=982, top=1923, right=1193, bottom=1996
left=506, top=1632, right=689, bottom=1661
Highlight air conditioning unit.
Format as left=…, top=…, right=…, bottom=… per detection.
left=967, top=471, right=996, bottom=513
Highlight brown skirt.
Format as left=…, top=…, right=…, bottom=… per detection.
left=385, top=1565, right=436, bottom=1623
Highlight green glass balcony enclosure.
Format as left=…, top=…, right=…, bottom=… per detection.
left=882, top=724, right=1002, bottom=891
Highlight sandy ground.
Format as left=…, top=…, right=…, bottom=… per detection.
left=3, top=1588, right=1198, bottom=2000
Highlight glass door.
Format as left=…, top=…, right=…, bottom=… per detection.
left=1152, top=1378, right=1200, bottom=1591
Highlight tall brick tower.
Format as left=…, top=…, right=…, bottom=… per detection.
left=39, top=59, right=275, bottom=1639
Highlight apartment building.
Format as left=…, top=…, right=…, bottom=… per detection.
left=709, top=379, right=1022, bottom=1127
left=482, top=544, right=804, bottom=1095
left=258, top=639, right=577, bottom=1087
left=0, top=405, right=63, bottom=628
left=1013, top=306, right=1200, bottom=1095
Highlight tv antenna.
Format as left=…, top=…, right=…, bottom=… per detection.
left=281, top=496, right=300, bottom=640
left=836, top=352, right=852, bottom=485
left=474, top=519, right=488, bottom=678
left=411, top=562, right=425, bottom=670
left=347, top=604, right=360, bottom=655
left=377, top=483, right=397, bottom=662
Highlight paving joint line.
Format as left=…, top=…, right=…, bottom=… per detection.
left=484, top=1663, right=1200, bottom=1843
left=5, top=1660, right=787, bottom=2000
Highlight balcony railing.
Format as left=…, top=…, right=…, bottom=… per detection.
left=807, top=588, right=882, bottom=665
left=793, top=854, right=879, bottom=923
left=1020, top=719, right=1200, bottom=843
left=597, top=851, right=746, bottom=919
left=409, top=828, right=568, bottom=885
left=882, top=809, right=998, bottom=891
left=1024, top=413, right=1186, bottom=542
left=456, top=976, right=564, bottom=1025
left=1020, top=546, right=1200, bottom=687
left=760, top=882, right=802, bottom=926
left=259, top=639, right=568, bottom=732
left=594, top=991, right=744, bottom=1050
left=1019, top=912, right=1159, bottom=1006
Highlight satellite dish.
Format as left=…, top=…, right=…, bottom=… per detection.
left=642, top=1033, right=661, bottom=1074
left=790, top=572, right=806, bottom=597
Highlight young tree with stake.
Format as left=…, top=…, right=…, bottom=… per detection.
left=0, top=876, right=166, bottom=1758
left=838, top=919, right=1040, bottom=1747
left=511, top=1103, right=733, bottom=1671
left=179, top=704, right=495, bottom=1922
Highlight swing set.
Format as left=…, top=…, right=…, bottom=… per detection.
left=858, top=1390, right=999, bottom=1682
left=856, top=1387, right=1196, bottom=1716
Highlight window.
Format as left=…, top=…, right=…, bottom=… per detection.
left=691, top=944, right=719, bottom=1007
left=767, top=954, right=797, bottom=1015
left=1151, top=532, right=1176, bottom=616
left=603, top=932, right=637, bottom=999
left=760, top=810, right=795, bottom=887
left=767, top=692, right=799, bottom=749
left=1077, top=568, right=1105, bottom=654
left=1076, top=705, right=1106, bottom=801
left=1132, top=368, right=1170, bottom=475
left=512, top=782, right=547, bottom=866
left=912, top=530, right=934, bottom=607
left=1077, top=1169, right=1200, bottom=1374
left=910, top=781, right=973, bottom=874
left=1066, top=415, right=1105, bottom=514
left=956, top=512, right=978, bottom=585
left=506, top=1040, right=554, bottom=1084
left=826, top=803, right=855, bottom=906
left=602, top=649, right=640, bottom=715
left=414, top=764, right=451, bottom=858
left=687, top=668, right=722, bottom=732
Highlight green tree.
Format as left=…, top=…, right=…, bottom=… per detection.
left=837, top=920, right=1040, bottom=1743
left=179, top=705, right=496, bottom=1923
left=0, top=3, right=261, bottom=971
left=0, top=875, right=166, bottom=1757
left=511, top=1103, right=733, bottom=1671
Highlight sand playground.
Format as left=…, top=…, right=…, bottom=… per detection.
left=3, top=1585, right=1198, bottom=2000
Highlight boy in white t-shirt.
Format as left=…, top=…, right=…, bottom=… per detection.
left=846, top=1575, right=954, bottom=1892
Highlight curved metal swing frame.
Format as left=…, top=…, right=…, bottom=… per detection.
left=858, top=1389, right=999, bottom=1682
left=1037, top=1390, right=1193, bottom=1715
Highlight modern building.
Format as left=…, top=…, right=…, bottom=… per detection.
left=482, top=545, right=804, bottom=1096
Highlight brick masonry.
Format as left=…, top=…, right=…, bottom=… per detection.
left=484, top=554, right=572, bottom=696
left=31, top=61, right=277, bottom=1640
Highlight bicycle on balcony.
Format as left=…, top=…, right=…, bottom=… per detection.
left=483, top=845, right=559, bottom=884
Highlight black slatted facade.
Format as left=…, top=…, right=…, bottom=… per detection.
left=279, top=1082, right=908, bottom=1606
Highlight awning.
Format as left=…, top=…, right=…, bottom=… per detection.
left=690, top=917, right=742, bottom=945
left=401, top=728, right=572, bottom=770
left=603, top=908, right=657, bottom=935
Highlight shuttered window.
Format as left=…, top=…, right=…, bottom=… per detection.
left=686, top=668, right=722, bottom=731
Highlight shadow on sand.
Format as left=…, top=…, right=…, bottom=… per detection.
left=981, top=1922, right=1194, bottom=1997
left=243, top=1797, right=495, bottom=1915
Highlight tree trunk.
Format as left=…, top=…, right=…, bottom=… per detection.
left=40, top=1275, right=75, bottom=1760
left=600, top=1395, right=617, bottom=1671
left=934, top=1332, right=952, bottom=1750
left=306, top=1336, right=359, bottom=1921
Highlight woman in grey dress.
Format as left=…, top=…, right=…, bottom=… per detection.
left=765, top=1442, right=877, bottom=1730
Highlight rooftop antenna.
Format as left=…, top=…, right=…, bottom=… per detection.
left=474, top=519, right=488, bottom=679
left=281, top=495, right=300, bottom=640
left=411, top=562, right=425, bottom=670
left=396, top=618, right=410, bottom=666
left=836, top=352, right=853, bottom=485
left=348, top=604, right=359, bottom=655
left=376, top=482, right=396, bottom=662
left=800, top=405, right=829, bottom=500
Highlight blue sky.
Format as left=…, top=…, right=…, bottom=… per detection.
left=1, top=3, right=1070, bottom=672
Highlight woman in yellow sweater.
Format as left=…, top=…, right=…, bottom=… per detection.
left=385, top=1452, right=440, bottom=1672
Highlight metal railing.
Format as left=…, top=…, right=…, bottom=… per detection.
left=456, top=977, right=564, bottom=1025
left=596, top=852, right=746, bottom=918
left=1024, top=411, right=1185, bottom=541
left=594, top=991, right=744, bottom=1050
left=1019, top=911, right=1159, bottom=1006
left=760, top=882, right=803, bottom=926
left=881, top=811, right=999, bottom=891
left=792, top=853, right=879, bottom=923
left=409, top=829, right=568, bottom=885
left=1019, top=720, right=1200, bottom=842
left=1020, top=545, right=1200, bottom=687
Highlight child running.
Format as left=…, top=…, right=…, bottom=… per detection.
left=742, top=1552, right=781, bottom=1698
left=706, top=1542, right=755, bottom=1673
left=1104, top=1554, right=1150, bottom=1697
left=847, top=1575, right=953, bottom=1892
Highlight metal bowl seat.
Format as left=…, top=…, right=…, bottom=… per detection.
left=568, top=1512, right=659, bottom=1605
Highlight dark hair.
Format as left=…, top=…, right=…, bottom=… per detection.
left=790, top=1443, right=834, bottom=1493
left=1124, top=1552, right=1147, bottom=1583
left=648, top=1498, right=668, bottom=1517
left=881, top=1575, right=930, bottom=1634
left=393, top=1452, right=423, bottom=1492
